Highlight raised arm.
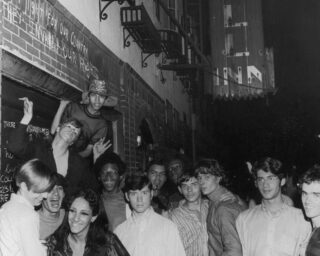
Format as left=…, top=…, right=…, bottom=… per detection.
left=50, top=99, right=70, bottom=135
left=7, top=98, right=34, bottom=158
left=19, top=97, right=33, bottom=125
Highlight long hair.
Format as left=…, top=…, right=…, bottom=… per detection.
left=49, top=189, right=110, bottom=252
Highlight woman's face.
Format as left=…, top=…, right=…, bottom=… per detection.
left=68, top=197, right=94, bottom=237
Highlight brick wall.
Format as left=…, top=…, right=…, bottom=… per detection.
left=0, top=0, right=190, bottom=171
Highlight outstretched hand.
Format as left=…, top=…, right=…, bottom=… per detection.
left=19, top=97, right=33, bottom=124
left=93, top=138, right=112, bottom=163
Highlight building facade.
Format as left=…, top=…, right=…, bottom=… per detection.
left=206, top=0, right=275, bottom=99
left=0, top=0, right=204, bottom=204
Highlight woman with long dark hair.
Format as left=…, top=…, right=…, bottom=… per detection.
left=46, top=189, right=129, bottom=256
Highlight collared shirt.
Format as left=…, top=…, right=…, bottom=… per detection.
left=207, top=185, right=245, bottom=256
left=236, top=202, right=312, bottom=256
left=168, top=199, right=209, bottom=256
left=114, top=207, right=186, bottom=256
left=0, top=193, right=46, bottom=256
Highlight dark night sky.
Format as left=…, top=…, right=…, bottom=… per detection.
left=209, top=0, right=320, bottom=176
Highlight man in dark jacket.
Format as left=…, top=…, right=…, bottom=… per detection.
left=196, top=159, right=246, bottom=256
left=8, top=97, right=100, bottom=195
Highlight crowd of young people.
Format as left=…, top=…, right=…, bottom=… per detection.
left=1, top=79, right=320, bottom=256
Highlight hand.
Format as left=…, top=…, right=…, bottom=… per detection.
left=60, top=99, right=70, bottom=107
left=93, top=138, right=112, bottom=163
left=246, top=161, right=253, bottom=174
left=19, top=97, right=33, bottom=124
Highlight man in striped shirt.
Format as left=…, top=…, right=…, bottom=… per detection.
left=168, top=170, right=209, bottom=256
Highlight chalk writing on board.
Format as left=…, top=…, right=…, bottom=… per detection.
left=0, top=163, right=14, bottom=204
left=27, top=124, right=50, bottom=138
left=3, top=121, right=16, bottom=129
left=0, top=194, right=10, bottom=203
left=3, top=121, right=50, bottom=139
left=2, top=0, right=99, bottom=79
left=3, top=147, right=14, bottom=160
left=1, top=121, right=49, bottom=205
left=0, top=174, right=13, bottom=183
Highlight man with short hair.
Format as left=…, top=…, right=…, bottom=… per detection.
left=38, top=173, right=66, bottom=240
left=50, top=79, right=117, bottom=157
left=300, top=164, right=320, bottom=255
left=8, top=97, right=101, bottom=194
left=236, top=157, right=311, bottom=256
left=196, top=158, right=245, bottom=256
left=114, top=173, right=186, bottom=256
left=168, top=170, right=209, bottom=256
left=0, top=159, right=54, bottom=256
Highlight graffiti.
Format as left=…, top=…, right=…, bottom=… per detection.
left=3, top=0, right=96, bottom=79
left=3, top=121, right=16, bottom=129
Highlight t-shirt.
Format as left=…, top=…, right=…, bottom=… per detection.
left=61, top=102, right=108, bottom=151
left=101, top=191, right=128, bottom=231
left=38, top=209, right=65, bottom=240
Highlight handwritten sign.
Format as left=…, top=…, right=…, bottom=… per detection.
left=2, top=0, right=101, bottom=81
left=0, top=77, right=58, bottom=206
left=0, top=120, right=50, bottom=205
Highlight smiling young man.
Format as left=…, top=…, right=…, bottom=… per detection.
left=0, top=159, right=55, bottom=256
left=300, top=164, right=320, bottom=256
left=168, top=170, right=209, bottom=256
left=236, top=157, right=311, bottom=256
left=94, top=151, right=131, bottom=231
left=114, top=173, right=186, bottom=256
left=38, top=173, right=66, bottom=240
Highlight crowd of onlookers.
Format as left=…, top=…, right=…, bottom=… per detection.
left=1, top=80, right=320, bottom=256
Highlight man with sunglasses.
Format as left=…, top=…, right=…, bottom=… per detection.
left=236, top=157, right=311, bottom=256
left=8, top=97, right=102, bottom=194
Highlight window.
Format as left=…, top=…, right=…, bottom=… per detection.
left=154, top=0, right=160, bottom=21
left=224, top=4, right=232, bottom=27
left=213, top=67, right=219, bottom=86
left=225, top=33, right=234, bottom=56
